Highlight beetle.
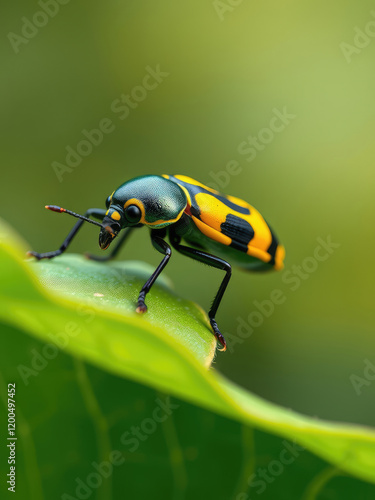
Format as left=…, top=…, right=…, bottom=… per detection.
left=28, top=174, right=285, bottom=351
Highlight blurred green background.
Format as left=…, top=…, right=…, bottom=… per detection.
left=1, top=0, right=374, bottom=430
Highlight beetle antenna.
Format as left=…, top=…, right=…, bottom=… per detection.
left=45, top=205, right=103, bottom=228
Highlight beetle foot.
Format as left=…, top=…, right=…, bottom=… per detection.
left=136, top=292, right=148, bottom=314
left=210, top=318, right=227, bottom=352
left=136, top=303, right=147, bottom=314
left=26, top=250, right=57, bottom=260
left=26, top=251, right=41, bottom=260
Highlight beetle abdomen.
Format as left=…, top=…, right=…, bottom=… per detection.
left=164, top=174, right=285, bottom=270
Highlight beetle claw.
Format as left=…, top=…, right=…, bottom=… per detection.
left=210, top=318, right=227, bottom=352
left=136, top=291, right=148, bottom=314
left=26, top=250, right=44, bottom=260
left=136, top=303, right=148, bottom=314
left=26, top=250, right=61, bottom=260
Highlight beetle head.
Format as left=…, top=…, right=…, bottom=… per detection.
left=100, top=176, right=187, bottom=250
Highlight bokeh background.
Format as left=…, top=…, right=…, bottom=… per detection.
left=1, top=0, right=375, bottom=430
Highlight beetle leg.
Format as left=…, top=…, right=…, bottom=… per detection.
left=169, top=234, right=231, bottom=351
left=136, top=230, right=172, bottom=314
left=27, top=208, right=106, bottom=260
left=85, top=226, right=136, bottom=262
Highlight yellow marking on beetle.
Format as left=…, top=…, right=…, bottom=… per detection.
left=194, top=192, right=273, bottom=255
left=247, top=246, right=272, bottom=263
left=274, top=245, right=285, bottom=270
left=124, top=197, right=186, bottom=227
left=193, top=215, right=273, bottom=264
left=245, top=211, right=272, bottom=255
left=168, top=174, right=284, bottom=269
left=111, top=211, right=121, bottom=221
left=144, top=204, right=186, bottom=226
left=105, top=209, right=109, bottom=216
left=172, top=174, right=253, bottom=212
left=192, top=216, right=232, bottom=246
left=124, top=198, right=146, bottom=222
left=178, top=185, right=192, bottom=210
left=156, top=204, right=186, bottom=225
left=225, top=193, right=253, bottom=210
left=173, top=175, right=220, bottom=195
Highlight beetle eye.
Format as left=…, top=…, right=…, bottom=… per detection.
left=125, top=204, right=141, bottom=223
left=105, top=196, right=111, bottom=208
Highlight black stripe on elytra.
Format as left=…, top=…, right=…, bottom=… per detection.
left=221, top=214, right=255, bottom=253
left=170, top=177, right=250, bottom=216
left=266, top=223, right=279, bottom=265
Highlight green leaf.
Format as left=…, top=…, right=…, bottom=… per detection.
left=32, top=254, right=217, bottom=368
left=0, top=217, right=375, bottom=499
